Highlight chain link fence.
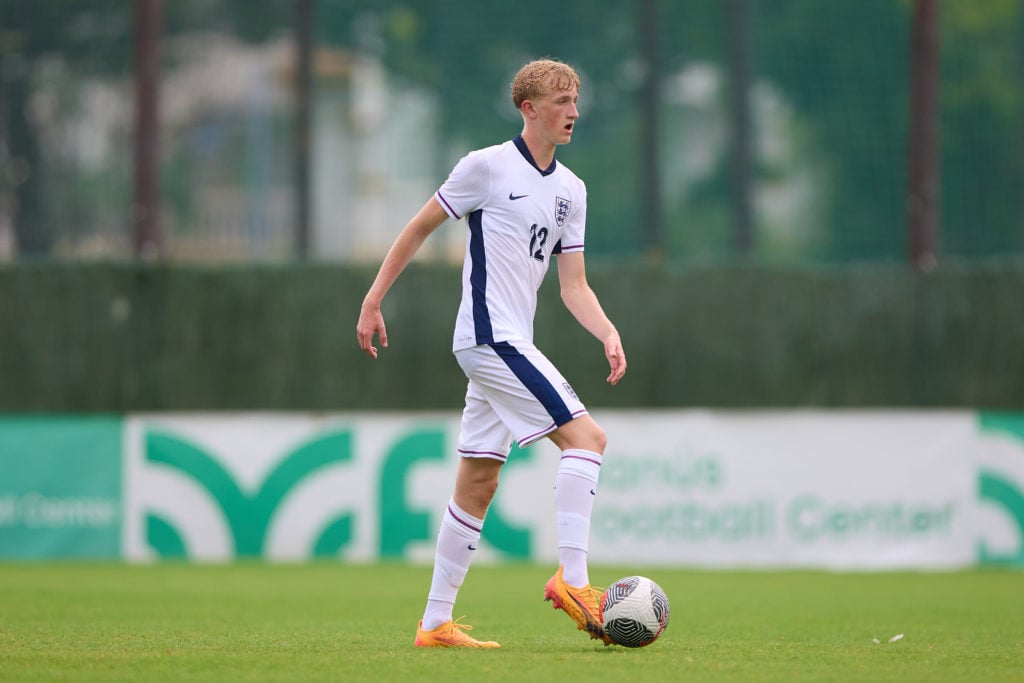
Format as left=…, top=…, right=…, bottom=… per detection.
left=2, top=0, right=1022, bottom=265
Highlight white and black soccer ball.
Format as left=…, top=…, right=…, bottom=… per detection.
left=600, top=575, right=670, bottom=647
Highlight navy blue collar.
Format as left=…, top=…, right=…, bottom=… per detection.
left=513, top=135, right=557, bottom=176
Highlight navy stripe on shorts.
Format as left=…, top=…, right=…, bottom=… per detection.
left=488, top=341, right=575, bottom=427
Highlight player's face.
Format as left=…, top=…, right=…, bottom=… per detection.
left=532, top=81, right=579, bottom=146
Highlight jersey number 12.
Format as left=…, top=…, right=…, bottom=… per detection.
left=529, top=224, right=548, bottom=262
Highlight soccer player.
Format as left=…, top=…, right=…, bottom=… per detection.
left=356, top=58, right=626, bottom=648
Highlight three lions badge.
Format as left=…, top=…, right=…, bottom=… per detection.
left=555, top=196, right=571, bottom=227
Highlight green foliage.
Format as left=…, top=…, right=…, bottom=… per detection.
left=2, top=0, right=1022, bottom=263
left=1, top=261, right=1023, bottom=411
left=312, top=0, right=1023, bottom=264
left=941, top=0, right=1024, bottom=257
left=2, top=0, right=132, bottom=68
left=755, top=0, right=911, bottom=262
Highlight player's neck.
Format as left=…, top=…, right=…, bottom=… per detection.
left=519, top=130, right=556, bottom=169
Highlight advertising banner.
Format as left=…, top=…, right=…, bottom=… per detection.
left=587, top=411, right=976, bottom=569
left=0, top=416, right=122, bottom=559
left=3, top=411, right=1023, bottom=569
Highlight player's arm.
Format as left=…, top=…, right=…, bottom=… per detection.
left=556, top=251, right=627, bottom=385
left=356, top=197, right=449, bottom=359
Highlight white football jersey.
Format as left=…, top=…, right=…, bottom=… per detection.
left=436, top=136, right=587, bottom=351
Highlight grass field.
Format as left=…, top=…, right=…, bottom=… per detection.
left=0, top=563, right=1021, bottom=682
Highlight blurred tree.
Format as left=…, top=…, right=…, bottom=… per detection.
left=315, top=0, right=711, bottom=260
left=755, top=0, right=911, bottom=262
left=0, top=0, right=285, bottom=258
left=3, top=0, right=1020, bottom=263
left=754, top=0, right=1023, bottom=263
left=940, top=0, right=1024, bottom=257
left=1, top=0, right=130, bottom=255
left=313, top=0, right=1024, bottom=263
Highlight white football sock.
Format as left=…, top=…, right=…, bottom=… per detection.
left=554, top=449, right=602, bottom=588
left=421, top=499, right=484, bottom=630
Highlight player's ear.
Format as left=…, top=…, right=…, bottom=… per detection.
left=520, top=99, right=537, bottom=118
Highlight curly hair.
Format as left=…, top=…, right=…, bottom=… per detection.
left=510, top=59, right=581, bottom=109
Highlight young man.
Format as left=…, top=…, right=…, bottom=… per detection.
left=356, top=59, right=626, bottom=648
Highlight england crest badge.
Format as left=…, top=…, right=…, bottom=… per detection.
left=555, top=196, right=571, bottom=227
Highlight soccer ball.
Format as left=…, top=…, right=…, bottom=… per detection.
left=600, top=575, right=670, bottom=647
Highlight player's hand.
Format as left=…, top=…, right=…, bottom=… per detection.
left=356, top=303, right=388, bottom=359
left=604, top=333, right=626, bottom=385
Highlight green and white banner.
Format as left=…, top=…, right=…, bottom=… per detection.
left=0, top=416, right=122, bottom=559
left=2, top=411, right=1023, bottom=568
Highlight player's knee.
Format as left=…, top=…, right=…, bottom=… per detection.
left=569, top=422, right=607, bottom=453
left=549, top=416, right=608, bottom=453
left=579, top=417, right=608, bottom=452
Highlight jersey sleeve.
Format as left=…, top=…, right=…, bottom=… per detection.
left=434, top=150, right=491, bottom=220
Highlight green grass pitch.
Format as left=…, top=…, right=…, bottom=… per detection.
left=1, top=563, right=1021, bottom=682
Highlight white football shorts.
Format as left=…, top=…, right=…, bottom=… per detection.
left=454, top=341, right=588, bottom=460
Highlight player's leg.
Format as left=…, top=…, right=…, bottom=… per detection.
left=415, top=378, right=508, bottom=648
left=415, top=458, right=504, bottom=648
left=420, top=456, right=502, bottom=632
left=542, top=415, right=612, bottom=643
left=547, top=415, right=606, bottom=587
left=454, top=342, right=611, bottom=642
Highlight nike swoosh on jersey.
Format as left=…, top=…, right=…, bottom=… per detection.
left=509, top=192, right=528, bottom=200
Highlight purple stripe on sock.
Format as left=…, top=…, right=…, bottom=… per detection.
left=447, top=504, right=482, bottom=533
left=561, top=452, right=602, bottom=467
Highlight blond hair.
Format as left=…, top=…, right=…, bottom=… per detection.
left=510, top=59, right=581, bottom=109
